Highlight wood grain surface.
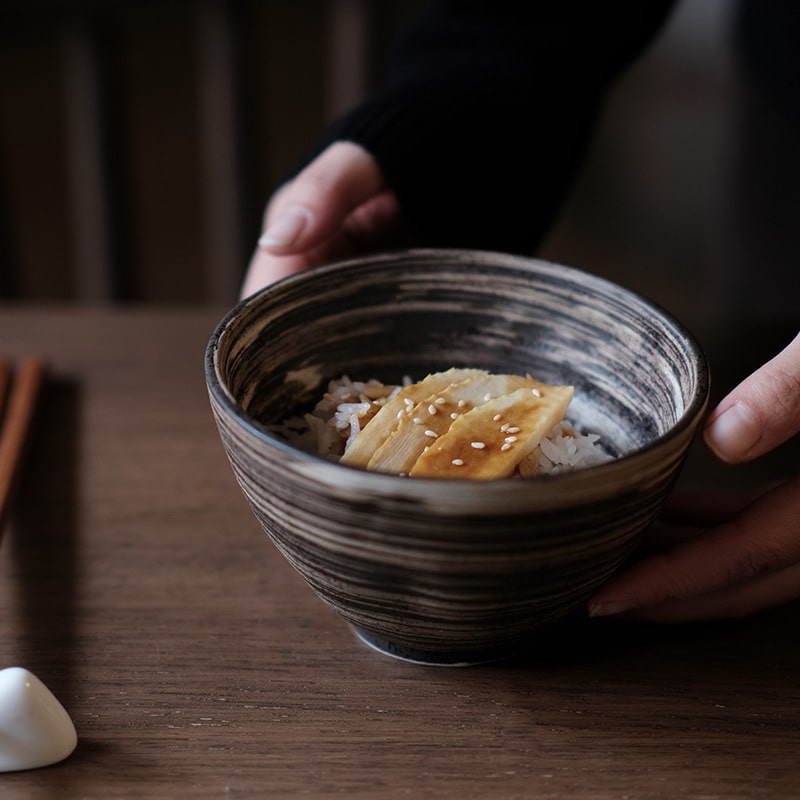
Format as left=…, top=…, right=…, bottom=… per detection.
left=0, top=307, right=798, bottom=799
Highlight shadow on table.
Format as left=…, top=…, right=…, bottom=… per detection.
left=500, top=598, right=800, bottom=678
left=7, top=375, right=81, bottom=708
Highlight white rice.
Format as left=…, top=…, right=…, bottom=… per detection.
left=517, top=421, right=609, bottom=476
left=271, top=375, right=611, bottom=475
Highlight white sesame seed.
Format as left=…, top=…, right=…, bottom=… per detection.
left=412, top=417, right=423, bottom=424
left=506, top=426, right=520, bottom=433
left=531, top=388, right=541, bottom=397
left=457, top=399, right=466, bottom=408
left=424, top=429, right=438, bottom=438
left=483, top=393, right=492, bottom=402
left=501, top=443, right=512, bottom=451
left=396, top=410, right=404, bottom=419
left=470, top=441, right=485, bottom=449
left=434, top=397, right=446, bottom=405
left=451, top=459, right=464, bottom=466
left=493, top=414, right=502, bottom=421
left=423, top=446, right=429, bottom=452
left=504, top=436, right=518, bottom=443
left=428, top=404, right=437, bottom=415
left=404, top=398, right=414, bottom=406
left=450, top=412, right=459, bottom=420
left=500, top=423, right=510, bottom=432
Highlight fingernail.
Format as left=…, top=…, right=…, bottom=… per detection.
left=704, top=402, right=760, bottom=461
left=258, top=207, right=310, bottom=249
left=588, top=600, right=630, bottom=617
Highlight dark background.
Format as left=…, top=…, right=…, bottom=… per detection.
left=0, top=0, right=425, bottom=303
left=0, top=0, right=796, bottom=321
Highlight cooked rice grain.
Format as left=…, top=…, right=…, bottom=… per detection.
left=271, top=375, right=611, bottom=475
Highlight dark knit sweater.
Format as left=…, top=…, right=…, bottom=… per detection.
left=307, top=0, right=676, bottom=255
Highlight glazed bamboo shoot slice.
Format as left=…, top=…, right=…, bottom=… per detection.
left=366, top=372, right=539, bottom=475
left=340, top=368, right=485, bottom=468
left=409, top=383, right=574, bottom=480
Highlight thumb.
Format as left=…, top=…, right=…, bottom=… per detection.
left=703, top=331, right=800, bottom=463
left=257, top=141, right=386, bottom=254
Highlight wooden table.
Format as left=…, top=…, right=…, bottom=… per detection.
left=1, top=307, right=799, bottom=799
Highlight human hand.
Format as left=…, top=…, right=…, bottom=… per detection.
left=589, top=331, right=800, bottom=622
left=240, top=141, right=407, bottom=299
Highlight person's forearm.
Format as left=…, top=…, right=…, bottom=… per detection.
left=303, top=0, right=676, bottom=254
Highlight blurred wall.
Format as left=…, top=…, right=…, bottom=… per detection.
left=0, top=0, right=422, bottom=304
left=1, top=0, right=797, bottom=318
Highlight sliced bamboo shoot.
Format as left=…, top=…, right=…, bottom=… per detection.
left=340, top=368, right=484, bottom=468
left=366, top=372, right=537, bottom=475
left=409, top=383, right=574, bottom=480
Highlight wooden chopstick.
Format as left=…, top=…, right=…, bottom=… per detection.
left=0, top=356, right=46, bottom=537
left=0, top=359, right=11, bottom=419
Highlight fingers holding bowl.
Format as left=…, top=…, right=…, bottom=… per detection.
left=704, top=331, right=800, bottom=464
left=241, top=143, right=406, bottom=299
left=589, top=476, right=800, bottom=623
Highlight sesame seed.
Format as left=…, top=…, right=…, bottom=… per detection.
left=403, top=398, right=414, bottom=406
left=412, top=417, right=423, bottom=424
left=428, top=404, right=437, bottom=415
left=450, top=412, right=459, bottom=420
left=424, top=429, right=438, bottom=438
left=451, top=459, right=464, bottom=466
left=470, top=441, right=485, bottom=449
left=396, top=410, right=404, bottom=420
left=457, top=399, right=466, bottom=408
left=493, top=414, right=501, bottom=421
left=483, top=393, right=492, bottom=402
left=506, top=426, right=520, bottom=433
left=504, top=436, right=518, bottom=443
left=501, top=443, right=512, bottom=451
left=423, top=446, right=429, bottom=453
left=434, top=397, right=446, bottom=405
left=531, top=388, right=541, bottom=397
left=500, top=423, right=510, bottom=432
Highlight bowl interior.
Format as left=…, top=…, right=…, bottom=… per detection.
left=212, top=250, right=708, bottom=464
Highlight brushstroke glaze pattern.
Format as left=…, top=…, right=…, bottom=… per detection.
left=206, top=250, right=709, bottom=664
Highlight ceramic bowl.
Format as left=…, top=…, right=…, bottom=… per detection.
left=205, top=249, right=709, bottom=665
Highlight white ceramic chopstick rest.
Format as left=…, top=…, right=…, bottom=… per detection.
left=0, top=667, right=77, bottom=772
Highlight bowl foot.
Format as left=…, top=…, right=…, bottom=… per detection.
left=351, top=626, right=516, bottom=667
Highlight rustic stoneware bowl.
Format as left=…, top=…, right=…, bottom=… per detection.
left=205, top=249, right=709, bottom=665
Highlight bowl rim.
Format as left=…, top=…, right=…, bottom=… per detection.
left=205, top=248, right=711, bottom=497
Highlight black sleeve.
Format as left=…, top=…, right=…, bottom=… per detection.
left=303, top=0, right=676, bottom=255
